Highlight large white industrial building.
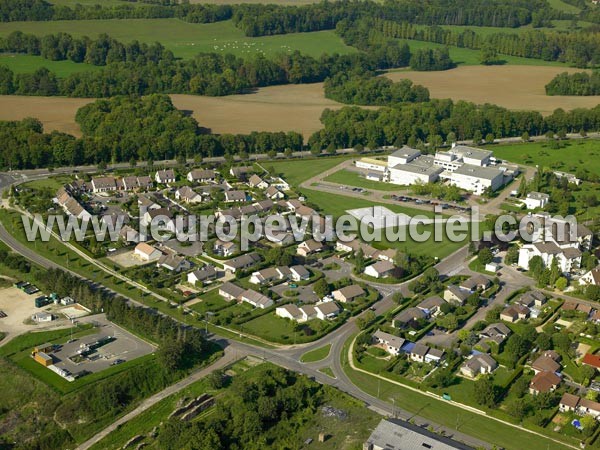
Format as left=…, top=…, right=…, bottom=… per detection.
left=362, top=144, right=508, bottom=195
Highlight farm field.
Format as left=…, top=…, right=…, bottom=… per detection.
left=0, top=19, right=355, bottom=60
left=387, top=65, right=600, bottom=115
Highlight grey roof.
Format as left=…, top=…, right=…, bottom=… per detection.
left=224, top=252, right=261, bottom=269
left=527, top=191, right=549, bottom=201
left=191, top=266, right=216, bottom=281
left=452, top=145, right=492, bottom=161
left=390, top=146, right=421, bottom=159
left=225, top=190, right=246, bottom=201
left=335, top=284, right=365, bottom=299
left=394, top=307, right=426, bottom=324
left=373, top=330, right=405, bottom=349
left=452, top=164, right=503, bottom=181
left=365, top=419, right=475, bottom=450
left=411, top=342, right=430, bottom=357
left=417, top=296, right=445, bottom=311
left=219, top=281, right=245, bottom=299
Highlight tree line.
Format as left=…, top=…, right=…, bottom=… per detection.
left=0, top=96, right=304, bottom=169
left=545, top=71, right=600, bottom=95
left=409, top=47, right=454, bottom=71
left=374, top=18, right=600, bottom=67
left=0, top=0, right=232, bottom=22
left=323, top=71, right=430, bottom=106
left=308, top=100, right=600, bottom=150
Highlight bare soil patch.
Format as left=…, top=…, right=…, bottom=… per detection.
left=386, top=66, right=600, bottom=115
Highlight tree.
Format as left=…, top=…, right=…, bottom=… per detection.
left=552, top=332, right=571, bottom=354
left=505, top=246, right=519, bottom=265
left=473, top=377, right=497, bottom=408
left=356, top=311, right=376, bottom=330
left=528, top=255, right=544, bottom=279
left=535, top=332, right=552, bottom=351
left=506, top=398, right=527, bottom=421
left=472, top=130, right=483, bottom=145
left=207, top=369, right=226, bottom=389
left=555, top=277, right=568, bottom=291
left=480, top=44, right=499, bottom=65
left=354, top=247, right=365, bottom=273
left=521, top=132, right=530, bottom=143
left=586, top=285, right=600, bottom=301
left=478, top=247, right=493, bottom=265
left=313, top=278, right=329, bottom=298
left=504, top=334, right=529, bottom=367
left=157, top=339, right=185, bottom=371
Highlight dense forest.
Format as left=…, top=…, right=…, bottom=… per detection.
left=545, top=71, right=600, bottom=95
left=308, top=100, right=600, bottom=149
left=324, top=72, right=430, bottom=105
left=409, top=47, right=454, bottom=71
left=0, top=95, right=304, bottom=169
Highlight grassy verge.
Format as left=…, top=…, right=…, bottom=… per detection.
left=300, top=343, right=332, bottom=363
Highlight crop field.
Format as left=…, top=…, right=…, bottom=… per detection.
left=387, top=65, right=600, bottom=115
left=0, top=19, right=355, bottom=61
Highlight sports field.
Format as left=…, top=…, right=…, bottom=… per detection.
left=387, top=65, right=600, bottom=115
left=0, top=19, right=355, bottom=61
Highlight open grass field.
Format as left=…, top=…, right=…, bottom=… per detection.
left=269, top=155, right=357, bottom=186
left=387, top=65, right=600, bottom=115
left=547, top=0, right=581, bottom=13
left=492, top=139, right=600, bottom=175
left=324, top=169, right=400, bottom=191
left=0, top=54, right=101, bottom=77
left=0, top=19, right=354, bottom=61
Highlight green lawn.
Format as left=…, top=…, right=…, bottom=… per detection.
left=547, top=0, right=581, bottom=13
left=0, top=19, right=355, bottom=60
left=300, top=343, right=332, bottom=363
left=188, top=288, right=232, bottom=315
left=324, top=169, right=400, bottom=191
left=0, top=54, right=102, bottom=77
left=267, top=155, right=357, bottom=186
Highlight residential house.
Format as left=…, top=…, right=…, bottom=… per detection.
left=222, top=253, right=261, bottom=273
left=157, top=253, right=191, bottom=272
left=524, top=191, right=550, bottom=210
left=425, top=348, right=445, bottom=365
left=500, top=304, right=529, bottom=322
left=416, top=296, right=445, bottom=317
left=249, top=267, right=281, bottom=285
left=478, top=323, right=511, bottom=345
left=364, top=260, right=395, bottom=279
left=144, top=208, right=175, bottom=233
left=531, top=354, right=561, bottom=374
left=265, top=185, right=284, bottom=200
left=332, top=285, right=365, bottom=303
left=290, top=265, right=310, bottom=281
left=224, top=190, right=247, bottom=203
left=230, top=166, right=253, bottom=179
left=175, top=186, right=202, bottom=204
left=460, top=354, right=498, bottom=378
left=276, top=304, right=304, bottom=322
left=270, top=231, right=295, bottom=247
left=559, top=393, right=581, bottom=413
left=375, top=249, right=396, bottom=263
left=91, top=176, right=116, bottom=193
left=529, top=371, right=561, bottom=395
left=219, top=282, right=245, bottom=301
left=134, top=242, right=162, bottom=262
left=372, top=330, right=405, bottom=356
left=122, top=176, right=139, bottom=191
left=578, top=398, right=600, bottom=418
left=248, top=174, right=269, bottom=189
left=137, top=176, right=153, bottom=190
left=187, top=169, right=216, bottom=183
left=582, top=353, right=600, bottom=371
left=580, top=267, right=600, bottom=286
left=240, top=289, right=273, bottom=309
left=155, top=169, right=176, bottom=184
left=296, top=239, right=325, bottom=257
left=516, top=291, right=546, bottom=308
left=393, top=307, right=427, bottom=329
left=314, top=301, right=340, bottom=320
left=187, top=266, right=217, bottom=285
left=460, top=275, right=491, bottom=292
left=213, top=239, right=238, bottom=257
left=138, top=194, right=161, bottom=211
left=410, top=343, right=430, bottom=363
left=335, top=240, right=378, bottom=258
left=444, top=285, right=470, bottom=305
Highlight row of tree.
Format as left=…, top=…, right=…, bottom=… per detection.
left=323, top=71, right=430, bottom=106
left=308, top=100, right=600, bottom=150
left=0, top=31, right=175, bottom=66
left=374, top=18, right=600, bottom=67
left=0, top=0, right=232, bottom=22
left=409, top=47, right=454, bottom=71
left=545, top=71, right=600, bottom=95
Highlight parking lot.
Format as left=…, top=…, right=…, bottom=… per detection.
left=51, top=316, right=156, bottom=376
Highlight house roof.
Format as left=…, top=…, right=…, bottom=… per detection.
left=300, top=239, right=325, bottom=252
left=446, top=285, right=470, bottom=301
left=366, top=260, right=395, bottom=275
left=177, top=186, right=200, bottom=200
left=531, top=355, right=561, bottom=373
left=394, top=307, right=426, bottom=324
left=481, top=323, right=511, bottom=338
left=460, top=275, right=490, bottom=290
left=579, top=398, right=600, bottom=413
left=278, top=304, right=303, bottom=320
left=560, top=392, right=580, bottom=409
left=530, top=371, right=561, bottom=393
left=265, top=185, right=281, bottom=197
left=335, top=284, right=365, bottom=300
left=156, top=169, right=175, bottom=179
left=290, top=265, right=310, bottom=278
left=464, top=353, right=497, bottom=372
left=586, top=268, right=600, bottom=285
left=225, top=190, right=246, bottom=201
left=135, top=242, right=159, bottom=257
left=582, top=353, right=600, bottom=369
left=190, top=265, right=216, bottom=281
left=315, top=301, right=340, bottom=315
left=224, top=253, right=261, bottom=269
left=373, top=330, right=405, bottom=349
left=418, top=296, right=445, bottom=311
left=427, top=348, right=445, bottom=359
left=220, top=281, right=245, bottom=299
left=248, top=174, right=265, bottom=187
left=92, top=176, right=116, bottom=189
left=411, top=343, right=429, bottom=357
left=241, top=289, right=272, bottom=308
left=188, top=169, right=216, bottom=180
